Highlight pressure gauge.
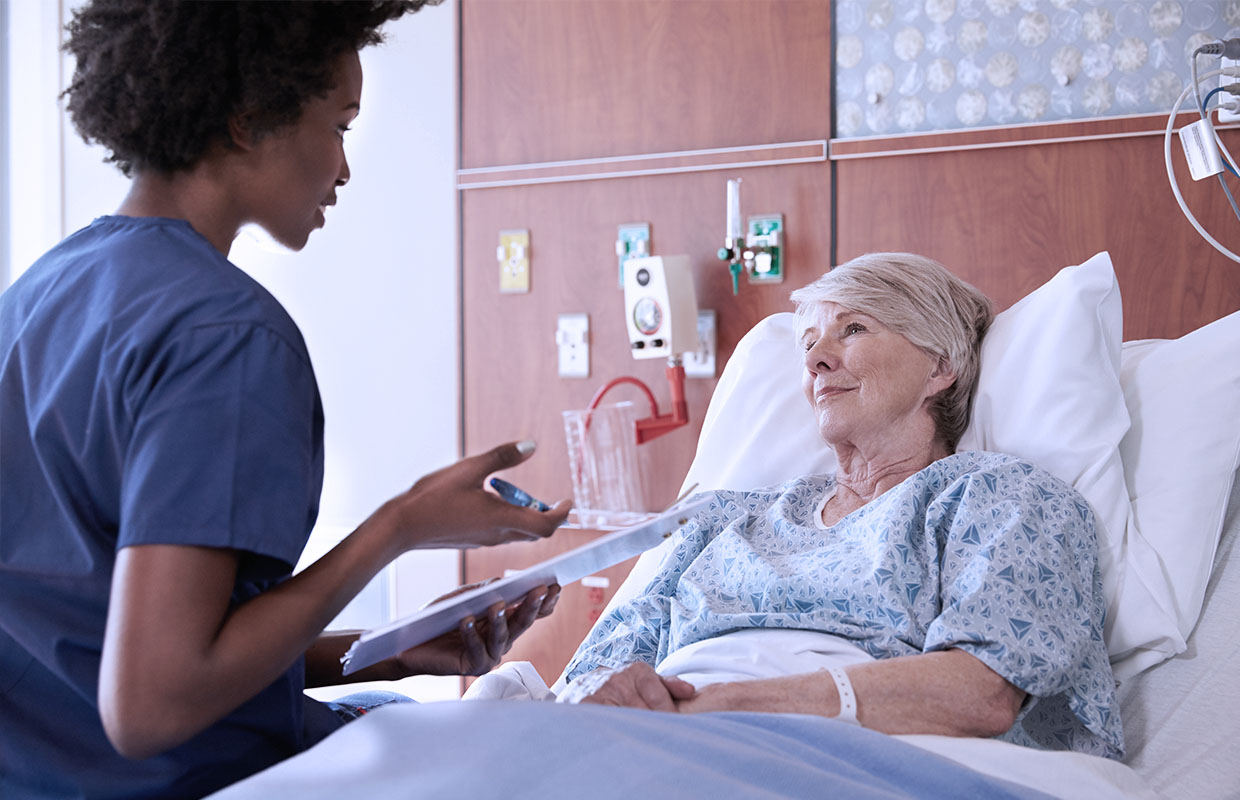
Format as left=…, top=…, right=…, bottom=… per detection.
left=632, top=296, right=662, bottom=335
left=622, top=254, right=697, bottom=361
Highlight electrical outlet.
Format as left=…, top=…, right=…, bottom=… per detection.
left=1222, top=58, right=1240, bottom=123
left=498, top=229, right=530, bottom=293
left=683, top=309, right=716, bottom=378
left=615, top=223, right=651, bottom=288
left=555, top=313, right=590, bottom=378
left=746, top=214, right=784, bottom=284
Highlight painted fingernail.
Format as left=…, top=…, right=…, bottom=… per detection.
left=516, top=440, right=536, bottom=455
left=496, top=607, right=506, bottom=618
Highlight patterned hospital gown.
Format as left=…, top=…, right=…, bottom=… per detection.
left=564, top=451, right=1124, bottom=759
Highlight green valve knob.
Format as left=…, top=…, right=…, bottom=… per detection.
left=729, top=261, right=741, bottom=295
left=716, top=247, right=731, bottom=261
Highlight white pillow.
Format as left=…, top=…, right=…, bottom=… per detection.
left=679, top=314, right=837, bottom=495
left=671, top=253, right=1185, bottom=677
left=957, top=254, right=1179, bottom=678
left=1118, top=311, right=1240, bottom=666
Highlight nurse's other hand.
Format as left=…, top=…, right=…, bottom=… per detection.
left=556, top=663, right=695, bottom=711
left=395, top=584, right=560, bottom=676
left=380, top=441, right=571, bottom=551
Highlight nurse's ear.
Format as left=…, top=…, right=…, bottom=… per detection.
left=226, top=112, right=261, bottom=153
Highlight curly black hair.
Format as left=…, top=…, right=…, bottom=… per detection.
left=63, top=0, right=438, bottom=177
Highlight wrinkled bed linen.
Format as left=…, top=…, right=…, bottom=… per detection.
left=207, top=700, right=1068, bottom=800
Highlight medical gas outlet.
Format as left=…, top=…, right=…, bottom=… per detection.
left=716, top=178, right=784, bottom=294
left=615, top=223, right=651, bottom=288
left=623, top=255, right=699, bottom=360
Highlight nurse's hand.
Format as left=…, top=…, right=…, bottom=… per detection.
left=556, top=663, right=695, bottom=711
left=377, top=440, right=571, bottom=551
left=394, top=583, right=560, bottom=676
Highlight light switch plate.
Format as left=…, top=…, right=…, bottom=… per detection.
left=498, top=229, right=530, bottom=293
left=556, top=313, right=590, bottom=378
left=683, top=309, right=716, bottom=378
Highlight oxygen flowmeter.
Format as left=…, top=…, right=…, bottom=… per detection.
left=715, top=178, right=785, bottom=294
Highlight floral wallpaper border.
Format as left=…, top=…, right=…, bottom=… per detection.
left=834, top=0, right=1240, bottom=138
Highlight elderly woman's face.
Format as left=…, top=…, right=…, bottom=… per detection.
left=800, top=302, right=955, bottom=450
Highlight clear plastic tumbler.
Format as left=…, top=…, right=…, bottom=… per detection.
left=562, top=401, right=648, bottom=528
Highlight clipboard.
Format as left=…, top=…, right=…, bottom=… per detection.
left=341, top=495, right=711, bottom=675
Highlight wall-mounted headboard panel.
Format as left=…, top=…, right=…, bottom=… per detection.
left=833, top=119, right=1240, bottom=340
left=461, top=164, right=831, bottom=511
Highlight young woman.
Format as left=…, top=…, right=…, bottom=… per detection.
left=0, top=3, right=569, bottom=798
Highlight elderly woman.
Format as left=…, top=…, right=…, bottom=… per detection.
left=558, top=253, right=1123, bottom=760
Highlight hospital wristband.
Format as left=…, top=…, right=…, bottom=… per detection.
left=825, top=666, right=860, bottom=726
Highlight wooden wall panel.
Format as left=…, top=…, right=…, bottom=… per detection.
left=835, top=131, right=1240, bottom=340
left=460, top=0, right=832, bottom=167
left=461, top=162, right=831, bottom=512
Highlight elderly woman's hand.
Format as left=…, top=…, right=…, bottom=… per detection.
left=557, top=662, right=696, bottom=711
left=393, top=583, right=560, bottom=676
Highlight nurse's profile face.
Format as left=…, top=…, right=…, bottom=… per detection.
left=245, top=50, right=363, bottom=251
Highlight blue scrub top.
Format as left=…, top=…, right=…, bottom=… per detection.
left=0, top=217, right=328, bottom=798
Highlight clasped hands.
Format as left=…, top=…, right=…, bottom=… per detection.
left=557, top=662, right=727, bottom=713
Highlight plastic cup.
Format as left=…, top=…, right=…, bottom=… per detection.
left=562, top=401, right=648, bottom=528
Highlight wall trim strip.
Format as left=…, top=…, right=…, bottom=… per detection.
left=830, top=112, right=1239, bottom=161
left=457, top=140, right=828, bottom=189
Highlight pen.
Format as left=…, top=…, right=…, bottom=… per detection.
left=489, top=477, right=551, bottom=511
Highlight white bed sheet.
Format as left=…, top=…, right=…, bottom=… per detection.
left=1114, top=476, right=1240, bottom=798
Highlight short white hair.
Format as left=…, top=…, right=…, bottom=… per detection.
left=790, top=252, right=993, bottom=451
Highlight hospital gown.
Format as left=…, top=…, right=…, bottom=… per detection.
left=564, top=451, right=1123, bottom=759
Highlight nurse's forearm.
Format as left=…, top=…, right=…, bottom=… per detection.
left=305, top=631, right=403, bottom=687
left=99, top=441, right=568, bottom=759
left=99, top=509, right=403, bottom=760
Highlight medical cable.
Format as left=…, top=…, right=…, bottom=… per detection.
left=1211, top=108, right=1240, bottom=179
left=1202, top=87, right=1240, bottom=177
left=1219, top=175, right=1240, bottom=225
left=1192, top=48, right=1240, bottom=221
left=1165, top=66, right=1240, bottom=263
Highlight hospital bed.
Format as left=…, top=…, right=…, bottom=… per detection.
left=209, top=253, right=1240, bottom=799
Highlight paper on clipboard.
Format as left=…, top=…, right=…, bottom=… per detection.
left=340, top=496, right=711, bottom=675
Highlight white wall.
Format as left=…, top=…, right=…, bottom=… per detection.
left=3, top=0, right=65, bottom=287
left=4, top=1, right=461, bottom=701
left=0, top=0, right=8, bottom=280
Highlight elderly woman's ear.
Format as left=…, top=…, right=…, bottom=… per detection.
left=928, top=358, right=958, bottom=395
